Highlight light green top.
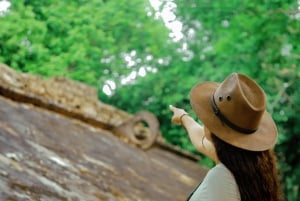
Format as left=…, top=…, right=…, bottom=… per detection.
left=189, top=163, right=241, bottom=201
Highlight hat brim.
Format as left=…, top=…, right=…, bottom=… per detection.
left=190, top=82, right=278, bottom=151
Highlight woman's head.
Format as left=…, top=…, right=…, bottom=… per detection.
left=190, top=73, right=277, bottom=151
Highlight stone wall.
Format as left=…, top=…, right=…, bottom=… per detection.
left=0, top=64, right=130, bottom=128
left=0, top=64, right=201, bottom=159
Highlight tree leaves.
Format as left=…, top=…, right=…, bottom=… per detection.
left=1, top=1, right=299, bottom=199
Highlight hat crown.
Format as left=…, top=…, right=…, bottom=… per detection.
left=213, top=73, right=266, bottom=132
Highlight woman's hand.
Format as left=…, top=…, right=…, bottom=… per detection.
left=169, top=105, right=188, bottom=125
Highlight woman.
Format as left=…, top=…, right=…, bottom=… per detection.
left=169, top=73, right=283, bottom=201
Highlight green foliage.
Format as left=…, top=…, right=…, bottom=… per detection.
left=0, top=0, right=170, bottom=85
left=1, top=0, right=299, bottom=200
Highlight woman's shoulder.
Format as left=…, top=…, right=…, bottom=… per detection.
left=206, top=163, right=238, bottom=188
left=194, top=163, right=241, bottom=201
left=207, top=163, right=234, bottom=179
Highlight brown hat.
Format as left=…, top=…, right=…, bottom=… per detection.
left=190, top=73, right=277, bottom=151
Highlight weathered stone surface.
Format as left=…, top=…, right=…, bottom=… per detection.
left=0, top=96, right=207, bottom=201
left=0, top=64, right=201, bottom=157
left=0, top=64, right=160, bottom=149
left=0, top=64, right=129, bottom=128
left=0, top=64, right=208, bottom=200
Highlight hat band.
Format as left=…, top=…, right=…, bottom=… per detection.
left=210, top=94, right=256, bottom=134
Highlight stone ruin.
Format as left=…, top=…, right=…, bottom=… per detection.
left=0, top=64, right=207, bottom=201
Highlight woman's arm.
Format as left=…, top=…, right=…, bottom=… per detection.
left=169, top=105, right=218, bottom=162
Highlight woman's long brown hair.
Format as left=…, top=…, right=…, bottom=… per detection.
left=211, top=134, right=283, bottom=201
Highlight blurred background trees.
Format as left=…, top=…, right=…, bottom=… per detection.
left=0, top=0, right=299, bottom=200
